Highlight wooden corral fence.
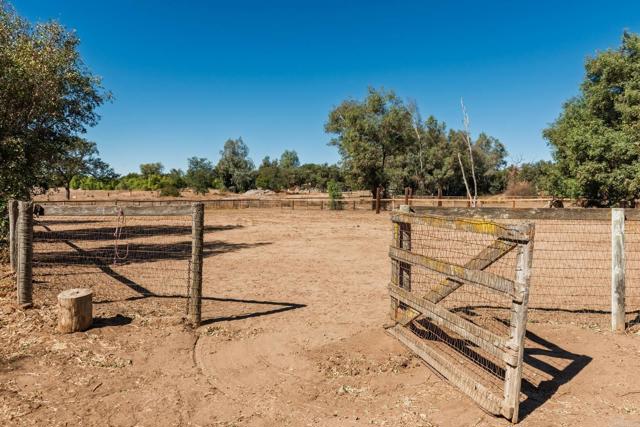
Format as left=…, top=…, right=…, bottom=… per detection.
left=35, top=196, right=569, bottom=211
left=8, top=201, right=205, bottom=325
left=386, top=206, right=534, bottom=423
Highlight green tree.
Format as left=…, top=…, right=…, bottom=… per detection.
left=255, top=156, right=283, bottom=190
left=279, top=150, right=300, bottom=169
left=327, top=179, right=343, bottom=210
left=544, top=32, right=640, bottom=206
left=0, top=3, right=108, bottom=201
left=216, top=138, right=255, bottom=192
left=186, top=157, right=215, bottom=195
left=52, top=136, right=115, bottom=200
left=139, top=162, right=164, bottom=177
left=325, top=87, right=413, bottom=196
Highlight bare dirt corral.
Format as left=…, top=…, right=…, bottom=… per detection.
left=1, top=210, right=640, bottom=426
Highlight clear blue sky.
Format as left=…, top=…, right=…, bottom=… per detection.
left=14, top=0, right=640, bottom=174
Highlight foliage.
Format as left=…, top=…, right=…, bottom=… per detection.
left=544, top=31, right=640, bottom=206
left=325, top=87, right=414, bottom=195
left=216, top=138, right=255, bottom=192
left=327, top=179, right=343, bottom=210
left=139, top=162, right=164, bottom=177
left=0, top=2, right=108, bottom=201
left=185, top=157, right=215, bottom=195
left=255, top=156, right=284, bottom=190
left=51, top=136, right=115, bottom=199
left=279, top=150, right=300, bottom=169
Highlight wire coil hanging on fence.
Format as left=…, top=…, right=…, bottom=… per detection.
left=113, top=207, right=129, bottom=264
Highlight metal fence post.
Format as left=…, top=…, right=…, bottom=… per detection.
left=16, top=201, right=33, bottom=307
left=8, top=199, right=18, bottom=272
left=611, top=208, right=625, bottom=332
left=189, top=202, right=204, bottom=326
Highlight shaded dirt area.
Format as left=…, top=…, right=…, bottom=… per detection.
left=1, top=209, right=640, bottom=426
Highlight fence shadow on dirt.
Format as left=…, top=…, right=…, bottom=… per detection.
left=518, top=329, right=592, bottom=421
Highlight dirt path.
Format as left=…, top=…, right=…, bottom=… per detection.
left=1, top=210, right=639, bottom=426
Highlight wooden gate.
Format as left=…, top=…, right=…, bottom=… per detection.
left=386, top=209, right=534, bottom=423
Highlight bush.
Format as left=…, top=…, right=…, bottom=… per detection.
left=327, top=179, right=343, bottom=210
left=159, top=185, right=181, bottom=197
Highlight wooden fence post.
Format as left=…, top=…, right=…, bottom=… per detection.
left=8, top=199, right=18, bottom=272
left=611, top=208, right=625, bottom=332
left=16, top=201, right=33, bottom=307
left=189, top=202, right=204, bottom=326
left=390, top=205, right=412, bottom=323
left=504, top=223, right=534, bottom=423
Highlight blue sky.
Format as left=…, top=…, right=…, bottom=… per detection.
left=14, top=0, right=640, bottom=174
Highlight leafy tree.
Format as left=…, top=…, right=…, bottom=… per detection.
left=186, top=157, right=215, bottom=195
left=405, top=111, right=455, bottom=197
left=139, top=162, right=164, bottom=177
left=279, top=150, right=300, bottom=169
left=0, top=3, right=108, bottom=200
left=325, top=87, right=413, bottom=196
left=216, top=138, right=255, bottom=192
left=255, top=156, right=284, bottom=190
left=544, top=31, right=640, bottom=206
left=52, top=136, right=115, bottom=199
left=327, top=179, right=343, bottom=210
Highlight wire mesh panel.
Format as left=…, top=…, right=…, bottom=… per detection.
left=523, top=219, right=612, bottom=327
left=625, top=219, right=640, bottom=327
left=31, top=205, right=197, bottom=318
left=386, top=211, right=534, bottom=423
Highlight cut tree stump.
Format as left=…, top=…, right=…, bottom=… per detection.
left=57, top=288, right=93, bottom=333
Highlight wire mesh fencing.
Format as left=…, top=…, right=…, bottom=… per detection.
left=11, top=203, right=204, bottom=322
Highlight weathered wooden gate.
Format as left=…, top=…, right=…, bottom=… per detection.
left=386, top=208, right=534, bottom=423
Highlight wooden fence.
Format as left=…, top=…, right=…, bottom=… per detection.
left=8, top=201, right=205, bottom=326
left=386, top=206, right=534, bottom=423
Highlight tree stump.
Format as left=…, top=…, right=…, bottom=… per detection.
left=57, top=288, right=93, bottom=333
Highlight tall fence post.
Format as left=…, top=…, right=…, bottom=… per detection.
left=504, top=223, right=534, bottom=423
left=190, top=202, right=204, bottom=326
left=8, top=199, right=18, bottom=272
left=16, top=201, right=33, bottom=307
left=611, top=208, right=625, bottom=332
left=375, top=186, right=382, bottom=214
left=390, top=205, right=412, bottom=323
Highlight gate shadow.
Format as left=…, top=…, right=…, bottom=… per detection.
left=518, top=329, right=591, bottom=421
left=409, top=311, right=590, bottom=422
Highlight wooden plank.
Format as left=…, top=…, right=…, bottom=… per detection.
left=611, top=208, right=625, bottom=332
left=42, top=204, right=192, bottom=217
left=391, top=211, right=530, bottom=242
left=411, top=206, right=622, bottom=221
left=425, top=239, right=517, bottom=303
left=387, top=325, right=509, bottom=418
left=503, top=224, right=534, bottom=424
left=388, top=284, right=517, bottom=366
left=389, top=246, right=518, bottom=298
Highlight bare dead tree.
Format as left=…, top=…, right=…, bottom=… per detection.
left=459, top=98, right=478, bottom=207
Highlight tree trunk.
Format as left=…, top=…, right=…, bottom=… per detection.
left=65, top=185, right=71, bottom=200
left=57, top=288, right=93, bottom=333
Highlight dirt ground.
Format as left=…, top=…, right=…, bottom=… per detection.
left=1, top=209, right=640, bottom=427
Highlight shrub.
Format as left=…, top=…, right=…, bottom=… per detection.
left=327, top=179, right=343, bottom=210
left=159, top=185, right=181, bottom=197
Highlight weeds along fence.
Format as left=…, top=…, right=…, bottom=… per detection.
left=8, top=201, right=204, bottom=325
